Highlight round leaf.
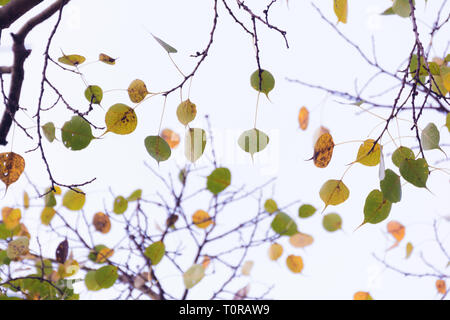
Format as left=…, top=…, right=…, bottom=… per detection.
left=42, top=122, right=56, bottom=143
left=61, top=116, right=94, bottom=151
left=238, top=128, right=269, bottom=156
left=113, top=196, right=128, bottom=214
left=250, top=69, right=275, bottom=97
left=264, top=199, right=278, bottom=214
left=176, top=100, right=197, bottom=126
left=268, top=243, right=283, bottom=261
left=206, top=167, right=231, bottom=195
left=95, top=265, right=118, bottom=289
left=286, top=255, right=303, bottom=273
left=319, top=180, right=349, bottom=208
left=84, top=85, right=103, bottom=104
left=128, top=79, right=148, bottom=103
left=322, top=213, right=342, bottom=232
left=62, top=188, right=86, bottom=211
left=105, top=103, right=137, bottom=135
left=363, top=189, right=392, bottom=225
left=356, top=139, right=381, bottom=166
left=298, top=204, right=317, bottom=218
left=392, top=146, right=415, bottom=168
left=311, top=133, right=334, bottom=168
left=271, top=212, right=298, bottom=236
left=144, top=241, right=165, bottom=265
left=144, top=135, right=171, bottom=163
left=183, top=264, right=205, bottom=289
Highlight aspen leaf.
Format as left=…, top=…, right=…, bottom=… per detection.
left=127, top=79, right=149, bottom=103
left=319, top=180, right=349, bottom=208
left=250, top=69, right=275, bottom=97
left=289, top=232, right=314, bottom=248
left=399, top=158, right=429, bottom=188
left=113, top=196, right=128, bottom=214
left=192, top=210, right=213, bottom=229
left=392, top=0, right=413, bottom=17
left=241, top=261, right=254, bottom=276
left=271, top=212, right=298, bottom=236
left=2, top=207, right=21, bottom=230
left=436, top=279, right=446, bottom=295
left=322, top=213, right=342, bottom=232
left=0, top=152, right=25, bottom=190
left=405, top=242, right=413, bottom=259
left=264, top=199, right=278, bottom=214
left=61, top=116, right=94, bottom=151
left=62, top=188, right=85, bottom=211
left=126, top=189, right=142, bottom=202
left=353, top=291, right=373, bottom=300
left=183, top=264, right=205, bottom=289
left=95, top=265, right=118, bottom=289
left=333, top=0, right=348, bottom=23
left=7, top=237, right=29, bottom=260
left=99, top=53, right=116, bottom=65
left=380, top=169, right=402, bottom=203
left=144, top=241, right=165, bottom=265
left=238, top=128, right=269, bottom=157
left=392, top=146, right=415, bottom=167
left=286, top=255, right=303, bottom=273
left=105, top=103, right=137, bottom=135
left=40, top=207, right=56, bottom=226
left=185, top=128, right=207, bottom=162
left=298, top=204, right=317, bottom=218
left=93, top=212, right=111, bottom=234
left=298, top=106, right=309, bottom=130
left=152, top=34, right=178, bottom=53
left=160, top=128, right=180, bottom=149
left=85, top=271, right=101, bottom=291
left=58, top=54, right=86, bottom=66
left=312, top=126, right=330, bottom=145
left=55, top=239, right=69, bottom=264
left=144, top=135, right=171, bottom=163
left=206, top=167, right=231, bottom=195
left=176, top=100, right=197, bottom=126
left=421, top=123, right=441, bottom=151
left=387, top=220, right=405, bottom=243
left=362, top=190, right=392, bottom=225
left=356, top=139, right=381, bottom=166
left=268, top=243, right=283, bottom=261
left=42, top=122, right=56, bottom=142
left=88, top=245, right=108, bottom=263
left=84, top=85, right=103, bottom=104
left=23, top=192, right=29, bottom=209
left=96, top=247, right=114, bottom=263
left=311, top=133, right=334, bottom=168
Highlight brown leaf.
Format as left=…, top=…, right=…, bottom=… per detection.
left=93, top=212, right=111, bottom=234
left=311, top=133, right=334, bottom=168
left=0, top=152, right=25, bottom=190
left=55, top=239, right=69, bottom=264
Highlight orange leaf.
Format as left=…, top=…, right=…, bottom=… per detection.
left=311, top=133, right=334, bottom=168
left=298, top=106, right=309, bottom=130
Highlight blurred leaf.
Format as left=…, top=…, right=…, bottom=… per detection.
left=238, top=128, right=269, bottom=157
left=192, top=210, right=213, bottom=229
left=40, top=207, right=56, bottom=225
left=333, top=0, right=348, bottom=23
left=7, top=237, right=29, bottom=260
left=93, top=212, right=111, bottom=234
left=99, top=53, right=116, bottom=65
left=241, top=261, right=254, bottom=276
left=85, top=271, right=101, bottom=291
left=289, top=232, right=314, bottom=248
left=421, top=122, right=441, bottom=151
left=55, top=239, right=69, bottom=264
left=387, top=220, right=405, bottom=244
left=298, top=204, right=317, bottom=218
left=405, top=242, right=413, bottom=259
left=271, top=212, right=298, bottom=236
left=126, top=189, right=142, bottom=202
left=183, top=264, right=205, bottom=289
left=95, top=265, right=118, bottom=289
left=436, top=279, right=446, bottom=295
left=353, top=291, right=373, bottom=300
left=393, top=0, right=413, bottom=18
left=58, top=54, right=86, bottom=66
left=264, top=199, right=278, bottom=214
left=2, top=207, right=21, bottom=230
left=160, top=128, right=180, bottom=149
left=322, top=213, right=342, bottom=232
left=286, top=255, right=303, bottom=273
left=113, top=196, right=128, bottom=214
left=144, top=241, right=165, bottom=265
left=268, top=243, right=283, bottom=261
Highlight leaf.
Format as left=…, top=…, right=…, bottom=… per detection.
left=250, top=69, right=275, bottom=97
left=152, top=34, right=178, bottom=53
left=160, top=128, right=180, bottom=149
left=311, top=133, right=334, bottom=168
left=105, top=103, right=138, bottom=135
left=201, top=256, right=211, bottom=269
left=84, top=85, right=103, bottom=104
left=241, top=261, right=254, bottom=276
left=144, top=241, right=165, bottom=265
left=99, top=53, right=116, bottom=65
left=42, top=122, right=56, bottom=142
left=381, top=7, right=395, bottom=15
left=436, top=279, right=446, bottom=295
left=399, top=158, right=429, bottom=188
left=93, top=212, right=111, bottom=234
left=405, top=242, right=413, bottom=259
left=85, top=271, right=101, bottom=291
left=7, top=236, right=29, bottom=260
left=392, top=146, right=415, bottom=168
left=0, top=152, right=25, bottom=190
left=298, top=204, right=317, bottom=218
left=322, top=213, right=342, bottom=232
left=62, top=188, right=85, bottom=211
left=58, top=54, right=86, bottom=66
left=95, top=265, right=118, bottom=289
left=268, top=243, right=283, bottom=261
left=144, top=135, right=171, bottom=163
left=95, top=247, right=114, bottom=263
left=446, top=113, right=450, bottom=132
left=264, top=199, right=278, bottom=214
left=353, top=291, right=373, bottom=300
left=356, top=139, right=381, bottom=166
left=183, top=264, right=205, bottom=289
left=298, top=106, right=309, bottom=130
left=113, top=196, right=128, bottom=214
left=333, top=0, right=348, bottom=23
left=238, top=128, right=269, bottom=157
left=176, top=100, right=197, bottom=126
left=206, top=167, right=231, bottom=195
left=392, top=0, right=413, bottom=18
left=2, top=207, right=21, bottom=230
left=55, top=239, right=69, bottom=264
left=61, top=116, right=94, bottom=151
left=421, top=123, right=441, bottom=151
left=192, top=210, right=213, bottom=229
left=289, top=232, right=314, bottom=248
left=319, top=179, right=350, bottom=208
left=126, top=189, right=142, bottom=202
left=88, top=245, right=108, bottom=264
left=23, top=192, right=29, bottom=209
left=233, top=285, right=250, bottom=300
left=312, top=126, right=330, bottom=145
left=271, top=212, right=298, bottom=236
left=387, top=221, right=405, bottom=245
left=286, top=255, right=303, bottom=273
left=127, top=79, right=149, bottom=103
left=362, top=190, right=392, bottom=225
left=185, top=128, right=207, bottom=163
left=40, top=207, right=56, bottom=225
left=380, top=169, right=402, bottom=203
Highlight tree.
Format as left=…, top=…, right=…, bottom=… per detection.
left=0, top=0, right=449, bottom=300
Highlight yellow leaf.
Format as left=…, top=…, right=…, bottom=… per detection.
left=7, top=236, right=29, bottom=260
left=405, top=242, right=413, bottom=259
left=334, top=0, right=348, bottom=24
left=286, top=255, right=303, bottom=273
left=62, top=188, right=85, bottom=211
left=311, top=133, right=334, bottom=168
left=436, top=279, right=446, bottom=295
left=353, top=291, right=373, bottom=300
left=319, top=179, right=350, bottom=208
left=96, top=247, right=114, bottom=263
left=2, top=207, right=21, bottom=230
left=0, top=152, right=25, bottom=190
left=289, top=232, right=314, bottom=248
left=312, top=126, right=330, bottom=146
left=387, top=220, right=405, bottom=244
left=23, top=192, right=29, bottom=209
left=127, top=79, right=149, bottom=103
left=99, top=53, right=116, bottom=65
left=192, top=210, right=213, bottom=229
left=93, top=212, right=111, bottom=234
left=40, top=207, right=56, bottom=225
left=298, top=106, right=309, bottom=130
left=443, top=72, right=450, bottom=92
left=58, top=54, right=86, bottom=66
left=58, top=259, right=80, bottom=278
left=241, top=261, right=254, bottom=276
left=268, top=243, right=283, bottom=261
left=160, top=128, right=180, bottom=149
left=177, top=100, right=197, bottom=126
left=356, top=139, right=381, bottom=166
left=105, top=103, right=138, bottom=135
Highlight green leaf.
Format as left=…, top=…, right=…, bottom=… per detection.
left=113, top=196, right=128, bottom=214
left=298, top=204, right=317, bottom=218
left=322, top=213, right=342, bottom=232
left=185, top=128, right=207, bottom=163
left=362, top=190, right=392, bottom=225
left=399, top=158, right=429, bottom=188
left=84, top=85, right=103, bottom=104
left=94, top=265, right=118, bottom=289
left=183, top=264, right=205, bottom=289
left=271, top=212, right=298, bottom=236
left=428, top=62, right=441, bottom=75
left=410, top=54, right=427, bottom=76
left=126, top=189, right=142, bottom=202
left=264, top=199, right=278, bottom=214
left=250, top=69, right=275, bottom=97
left=238, top=128, right=269, bottom=157
left=144, top=241, right=165, bottom=266
left=421, top=122, right=441, bottom=151
left=144, top=136, right=171, bottom=163
left=62, top=188, right=85, bottom=211
left=152, top=34, right=178, bottom=53
left=61, top=116, right=94, bottom=151
left=446, top=113, right=450, bottom=132
left=319, top=179, right=350, bottom=208
left=380, top=169, right=402, bottom=203
left=392, top=0, right=413, bottom=18
left=42, top=122, right=56, bottom=143
left=0, top=250, right=11, bottom=265
left=381, top=7, right=395, bottom=15
left=392, top=146, right=415, bottom=167
left=206, top=167, right=231, bottom=195
left=85, top=271, right=101, bottom=291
